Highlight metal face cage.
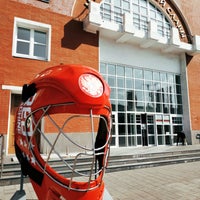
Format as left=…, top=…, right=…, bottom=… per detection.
left=23, top=103, right=111, bottom=191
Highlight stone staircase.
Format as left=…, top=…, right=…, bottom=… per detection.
left=1, top=146, right=200, bottom=186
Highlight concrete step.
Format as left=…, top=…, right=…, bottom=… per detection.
left=1, top=147, right=200, bottom=186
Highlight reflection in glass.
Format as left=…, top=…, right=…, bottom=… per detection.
left=118, top=125, right=125, bottom=135
left=119, top=137, right=126, bottom=147
left=125, top=67, right=133, bottom=77
left=135, top=79, right=144, bottom=89
left=117, top=77, right=124, bottom=88
left=136, top=101, right=145, bottom=111
left=128, top=136, right=136, bottom=146
left=108, top=64, right=116, bottom=75
left=118, top=112, right=125, bottom=123
left=108, top=76, right=115, bottom=86
left=118, top=100, right=125, bottom=111
left=117, top=65, right=124, bottom=76
left=118, top=89, right=125, bottom=99
left=135, top=69, right=143, bottom=78
left=128, top=124, right=135, bottom=135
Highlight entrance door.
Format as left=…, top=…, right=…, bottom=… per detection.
left=138, top=114, right=155, bottom=146
left=110, top=112, right=118, bottom=147
left=8, top=94, right=21, bottom=154
left=156, top=114, right=172, bottom=145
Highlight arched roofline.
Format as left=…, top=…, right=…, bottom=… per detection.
left=149, top=0, right=192, bottom=43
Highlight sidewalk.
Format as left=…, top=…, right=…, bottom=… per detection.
left=104, top=161, right=200, bottom=200
left=1, top=145, right=200, bottom=199
left=1, top=161, right=200, bottom=200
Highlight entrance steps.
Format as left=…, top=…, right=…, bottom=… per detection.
left=1, top=145, right=200, bottom=186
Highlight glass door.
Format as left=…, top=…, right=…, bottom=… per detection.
left=147, top=115, right=155, bottom=145
left=110, top=112, right=119, bottom=147
left=155, top=114, right=172, bottom=145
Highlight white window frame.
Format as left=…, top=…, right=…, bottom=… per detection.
left=12, top=17, right=51, bottom=61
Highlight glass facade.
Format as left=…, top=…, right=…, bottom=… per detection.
left=100, top=0, right=171, bottom=38
left=100, top=62, right=183, bottom=147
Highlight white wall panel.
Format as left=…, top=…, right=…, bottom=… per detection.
left=100, top=38, right=181, bottom=73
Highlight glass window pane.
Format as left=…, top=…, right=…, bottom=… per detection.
left=135, top=79, right=144, bottom=90
left=119, top=137, right=126, bottom=146
left=118, top=113, right=125, bottom=123
left=127, top=113, right=135, bottom=123
left=135, top=69, right=143, bottom=78
left=119, top=126, right=125, bottom=135
left=128, top=136, right=136, bottom=146
left=100, top=63, right=106, bottom=74
left=127, top=101, right=135, bottom=111
left=135, top=90, right=143, bottom=101
left=149, top=136, right=155, bottom=145
left=176, top=75, right=181, bottom=84
left=161, top=73, right=167, bottom=82
left=136, top=101, right=145, bottom=111
left=176, top=85, right=181, bottom=94
left=155, top=92, right=162, bottom=102
left=114, top=0, right=121, bottom=7
left=144, top=70, right=153, bottom=80
left=127, top=90, right=134, bottom=100
left=34, top=44, right=46, bottom=58
left=118, top=101, right=125, bottom=111
left=17, top=27, right=30, bottom=40
left=177, top=95, right=182, bottom=104
left=34, top=31, right=46, bottom=44
left=123, top=1, right=130, bottom=10
left=126, top=79, right=133, bottom=88
left=110, top=87, right=116, bottom=99
left=141, top=7, right=147, bottom=15
left=133, top=5, right=139, bottom=13
left=118, top=89, right=125, bottom=99
left=108, top=76, right=115, bottom=86
left=153, top=72, right=160, bottom=81
left=144, top=81, right=153, bottom=90
left=168, top=74, right=174, bottom=83
left=117, top=77, right=124, bottom=87
left=117, top=65, right=124, bottom=76
left=108, top=64, right=115, bottom=75
left=17, top=41, right=29, bottom=54
left=125, top=67, right=133, bottom=77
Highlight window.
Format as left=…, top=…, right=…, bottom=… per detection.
left=100, top=62, right=182, bottom=114
left=100, top=0, right=172, bottom=38
left=13, top=17, right=51, bottom=61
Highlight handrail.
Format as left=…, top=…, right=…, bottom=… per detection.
left=0, top=134, right=5, bottom=178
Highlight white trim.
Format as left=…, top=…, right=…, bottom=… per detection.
left=2, top=85, right=22, bottom=94
left=12, top=17, right=51, bottom=61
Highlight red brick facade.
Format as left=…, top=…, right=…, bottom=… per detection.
left=1, top=0, right=200, bottom=154
left=0, top=0, right=99, bottom=141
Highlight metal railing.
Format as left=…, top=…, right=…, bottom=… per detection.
left=0, top=134, right=5, bottom=177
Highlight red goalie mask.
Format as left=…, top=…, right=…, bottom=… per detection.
left=14, top=64, right=112, bottom=200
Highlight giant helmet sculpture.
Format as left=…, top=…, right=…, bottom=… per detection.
left=14, top=64, right=112, bottom=200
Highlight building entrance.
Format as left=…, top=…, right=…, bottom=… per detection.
left=110, top=113, right=181, bottom=147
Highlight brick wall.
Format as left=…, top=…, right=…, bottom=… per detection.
left=0, top=90, right=10, bottom=134
left=0, top=0, right=99, bottom=138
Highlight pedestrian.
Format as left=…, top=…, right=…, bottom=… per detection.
left=176, top=131, right=186, bottom=146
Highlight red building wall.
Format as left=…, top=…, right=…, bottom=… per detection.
left=0, top=0, right=99, bottom=136
left=175, top=0, right=200, bottom=130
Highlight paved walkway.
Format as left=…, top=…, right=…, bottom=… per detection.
left=1, top=145, right=200, bottom=199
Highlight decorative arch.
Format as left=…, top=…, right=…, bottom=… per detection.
left=83, top=0, right=200, bottom=54
left=99, top=0, right=191, bottom=43
left=150, top=0, right=192, bottom=43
